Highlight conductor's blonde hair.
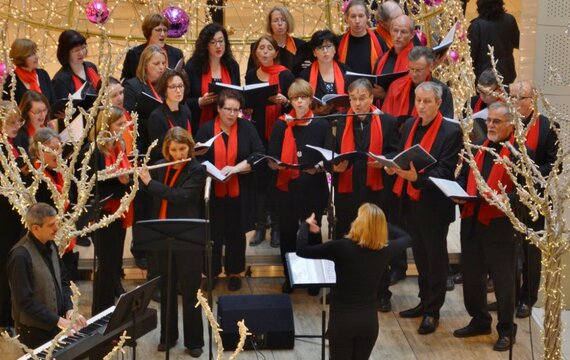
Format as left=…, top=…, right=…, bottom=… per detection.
left=347, top=203, right=388, bottom=250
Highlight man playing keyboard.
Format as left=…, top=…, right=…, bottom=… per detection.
left=7, top=203, right=87, bottom=348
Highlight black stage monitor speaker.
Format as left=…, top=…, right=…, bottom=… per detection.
left=217, top=294, right=295, bottom=350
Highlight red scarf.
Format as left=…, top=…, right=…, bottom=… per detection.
left=309, top=61, right=345, bottom=96
left=525, top=113, right=540, bottom=153
left=461, top=137, right=513, bottom=225
left=473, top=96, right=483, bottom=113
left=393, top=112, right=443, bottom=200
left=381, top=74, right=430, bottom=117
left=284, top=35, right=298, bottom=55
left=122, top=111, right=134, bottom=155
left=147, top=81, right=162, bottom=101
left=339, top=105, right=383, bottom=193
left=25, top=122, right=43, bottom=140
left=276, top=109, right=312, bottom=191
left=158, top=164, right=186, bottom=219
left=71, top=66, right=101, bottom=91
left=213, top=117, right=239, bottom=197
left=338, top=30, right=383, bottom=73
left=7, top=138, right=19, bottom=158
left=200, top=65, right=231, bottom=126
left=165, top=109, right=192, bottom=134
left=375, top=25, right=393, bottom=48
left=375, top=41, right=413, bottom=75
left=260, top=64, right=288, bottom=140
left=102, top=144, right=133, bottom=227
left=14, top=67, right=41, bottom=92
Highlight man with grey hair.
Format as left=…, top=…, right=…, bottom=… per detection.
left=385, top=81, right=462, bottom=335
left=382, top=46, right=454, bottom=119
left=453, top=101, right=519, bottom=351
left=7, top=203, right=86, bottom=348
left=374, top=1, right=403, bottom=49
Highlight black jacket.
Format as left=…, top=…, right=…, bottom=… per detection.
left=121, top=43, right=184, bottom=81
left=52, top=62, right=99, bottom=100
left=468, top=13, right=520, bottom=84
left=3, top=69, right=56, bottom=106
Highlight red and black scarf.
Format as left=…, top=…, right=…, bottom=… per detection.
left=338, top=105, right=383, bottom=193
left=103, top=144, right=133, bottom=227
left=308, top=61, right=345, bottom=96
left=461, top=136, right=514, bottom=225
left=14, top=67, right=41, bottom=92
left=393, top=112, right=443, bottom=200
left=158, top=163, right=186, bottom=219
left=200, top=65, right=231, bottom=126
left=260, top=64, right=288, bottom=140
left=375, top=41, right=413, bottom=75
left=213, top=116, right=239, bottom=197
left=276, top=109, right=312, bottom=191
left=71, top=66, right=100, bottom=91
left=381, top=74, right=430, bottom=117
left=338, top=30, right=383, bottom=73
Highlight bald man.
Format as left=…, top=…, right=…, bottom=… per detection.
left=509, top=80, right=558, bottom=318
left=374, top=1, right=403, bottom=49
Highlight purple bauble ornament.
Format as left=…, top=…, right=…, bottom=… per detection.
left=85, top=0, right=109, bottom=25
left=162, top=6, right=190, bottom=38
left=424, top=0, right=443, bottom=6
left=449, top=50, right=460, bottom=63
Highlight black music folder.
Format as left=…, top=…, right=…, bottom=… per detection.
left=208, top=82, right=278, bottom=109
left=369, top=144, right=436, bottom=171
left=345, top=70, right=409, bottom=90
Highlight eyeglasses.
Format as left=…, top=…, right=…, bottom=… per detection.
left=316, top=44, right=334, bottom=52
left=222, top=107, right=240, bottom=114
left=486, top=118, right=510, bottom=126
left=209, top=39, right=225, bottom=46
left=167, top=84, right=185, bottom=91
left=30, top=109, right=48, bottom=116
left=290, top=95, right=309, bottom=101
left=71, top=45, right=87, bottom=54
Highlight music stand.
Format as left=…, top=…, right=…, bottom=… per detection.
left=133, top=219, right=207, bottom=360
left=104, top=276, right=160, bottom=360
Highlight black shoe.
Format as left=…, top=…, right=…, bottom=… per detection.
left=452, top=272, right=463, bottom=284
left=377, top=297, right=392, bottom=313
left=134, top=256, right=148, bottom=270
left=282, top=281, right=293, bottom=294
left=187, top=347, right=203, bottom=358
left=418, top=315, right=439, bottom=334
left=157, top=341, right=176, bottom=352
left=516, top=303, right=531, bottom=318
left=493, top=336, right=515, bottom=351
left=249, top=230, right=265, bottom=246
left=399, top=303, right=424, bottom=318
left=270, top=227, right=280, bottom=248
left=487, top=301, right=497, bottom=311
left=76, top=236, right=91, bottom=247
left=308, top=287, right=320, bottom=296
left=446, top=275, right=455, bottom=291
left=201, top=276, right=218, bottom=291
left=389, top=271, right=406, bottom=285
left=453, top=324, right=492, bottom=338
left=151, top=288, right=161, bottom=303
left=227, top=276, right=242, bottom=291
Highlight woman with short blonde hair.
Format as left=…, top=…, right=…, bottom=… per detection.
left=297, top=203, right=411, bottom=359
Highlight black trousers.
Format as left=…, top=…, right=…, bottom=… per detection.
left=92, top=220, right=126, bottom=314
left=211, top=197, right=245, bottom=276
left=16, top=323, right=59, bottom=349
left=461, top=220, right=517, bottom=336
left=157, top=250, right=204, bottom=349
left=407, top=204, right=450, bottom=317
left=516, top=239, right=541, bottom=307
left=327, top=308, right=379, bottom=360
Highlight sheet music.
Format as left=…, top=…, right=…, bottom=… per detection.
left=429, top=176, right=476, bottom=199
left=286, top=252, right=336, bottom=286
left=195, top=132, right=223, bottom=150
left=59, top=114, right=84, bottom=143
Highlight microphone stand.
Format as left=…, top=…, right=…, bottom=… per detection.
left=203, top=176, right=213, bottom=360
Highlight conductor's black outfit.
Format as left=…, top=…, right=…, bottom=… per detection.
left=296, top=222, right=411, bottom=360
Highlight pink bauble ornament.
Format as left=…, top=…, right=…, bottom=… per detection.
left=162, top=6, right=190, bottom=38
left=449, top=50, right=460, bottom=63
left=424, top=0, right=443, bottom=6
left=85, top=0, right=109, bottom=25
left=0, top=62, right=6, bottom=82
